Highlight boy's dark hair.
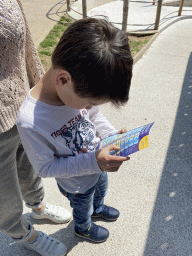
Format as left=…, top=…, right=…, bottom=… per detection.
left=52, top=17, right=133, bottom=107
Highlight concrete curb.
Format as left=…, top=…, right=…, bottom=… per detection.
left=133, top=15, right=192, bottom=64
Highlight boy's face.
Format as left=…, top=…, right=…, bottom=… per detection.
left=55, top=71, right=109, bottom=110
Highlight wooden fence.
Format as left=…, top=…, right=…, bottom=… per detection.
left=67, top=0, right=185, bottom=32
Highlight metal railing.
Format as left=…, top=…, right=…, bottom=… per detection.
left=66, top=0, right=186, bottom=32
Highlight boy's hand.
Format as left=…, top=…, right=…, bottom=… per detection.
left=95, top=145, right=130, bottom=172
left=118, top=128, right=127, bottom=134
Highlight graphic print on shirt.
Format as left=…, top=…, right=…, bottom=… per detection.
left=52, top=115, right=96, bottom=155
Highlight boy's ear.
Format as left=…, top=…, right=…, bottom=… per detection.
left=55, top=70, right=71, bottom=86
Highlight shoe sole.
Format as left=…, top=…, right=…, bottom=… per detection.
left=91, top=215, right=118, bottom=221
left=31, top=213, right=71, bottom=224
left=75, top=231, right=109, bottom=243
left=23, top=244, right=67, bottom=256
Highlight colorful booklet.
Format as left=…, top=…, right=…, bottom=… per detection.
left=96, top=122, right=154, bottom=156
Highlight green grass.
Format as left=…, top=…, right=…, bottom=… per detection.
left=38, top=16, right=72, bottom=70
left=38, top=16, right=152, bottom=71
left=129, top=35, right=152, bottom=56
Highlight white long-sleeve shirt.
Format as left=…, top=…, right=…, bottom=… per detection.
left=16, top=91, right=118, bottom=193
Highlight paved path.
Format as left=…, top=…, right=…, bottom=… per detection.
left=1, top=1, right=192, bottom=255
left=21, top=0, right=68, bottom=48
left=69, top=0, right=192, bottom=33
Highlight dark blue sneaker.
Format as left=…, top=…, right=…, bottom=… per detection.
left=92, top=205, right=119, bottom=221
left=75, top=222, right=109, bottom=243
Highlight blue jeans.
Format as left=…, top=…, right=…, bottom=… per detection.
left=57, top=171, right=108, bottom=232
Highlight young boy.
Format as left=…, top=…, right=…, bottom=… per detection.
left=16, top=17, right=133, bottom=243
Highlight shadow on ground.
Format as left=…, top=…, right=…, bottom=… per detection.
left=46, top=0, right=67, bottom=21
left=143, top=53, right=192, bottom=255
left=46, top=0, right=77, bottom=22
left=0, top=213, right=81, bottom=255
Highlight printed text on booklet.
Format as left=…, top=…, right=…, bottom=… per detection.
left=96, top=123, right=154, bottom=157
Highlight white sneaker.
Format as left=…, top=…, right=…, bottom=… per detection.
left=31, top=203, right=72, bottom=224
left=23, top=231, right=67, bottom=256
